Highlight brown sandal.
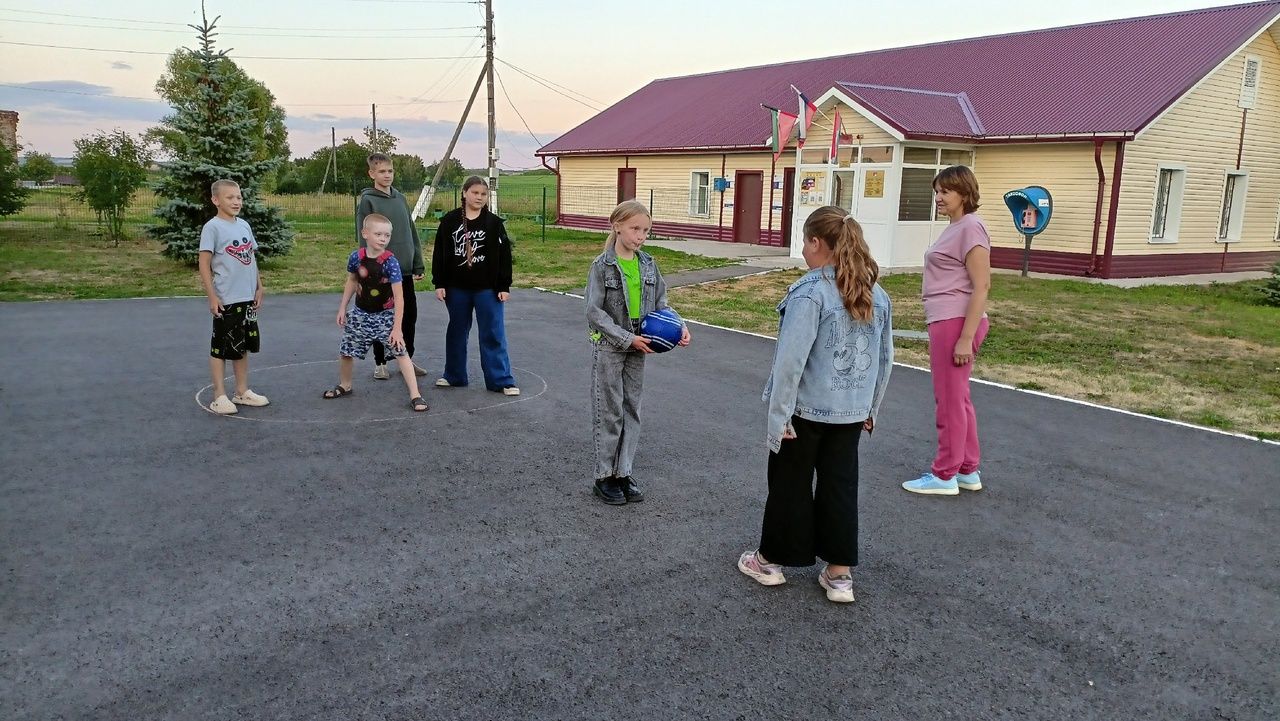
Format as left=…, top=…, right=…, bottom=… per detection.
left=410, top=396, right=429, bottom=412
left=322, top=385, right=353, bottom=399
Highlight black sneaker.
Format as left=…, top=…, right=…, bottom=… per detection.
left=617, top=476, right=644, bottom=503
left=593, top=477, right=626, bottom=505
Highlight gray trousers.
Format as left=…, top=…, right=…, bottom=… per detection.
left=591, top=343, right=646, bottom=480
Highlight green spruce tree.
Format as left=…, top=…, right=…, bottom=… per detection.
left=1261, top=261, right=1280, bottom=307
left=150, top=4, right=292, bottom=262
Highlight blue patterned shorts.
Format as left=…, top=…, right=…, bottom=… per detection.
left=340, top=308, right=402, bottom=360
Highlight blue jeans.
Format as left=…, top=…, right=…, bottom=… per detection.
left=442, top=287, right=515, bottom=390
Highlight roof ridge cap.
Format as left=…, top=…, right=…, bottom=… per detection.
left=649, top=1, right=1280, bottom=84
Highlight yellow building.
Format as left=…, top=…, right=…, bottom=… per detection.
left=538, top=2, right=1280, bottom=278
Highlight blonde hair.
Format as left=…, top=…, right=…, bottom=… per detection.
left=604, top=200, right=651, bottom=252
left=210, top=179, right=240, bottom=197
left=802, top=206, right=879, bottom=322
left=362, top=212, right=392, bottom=230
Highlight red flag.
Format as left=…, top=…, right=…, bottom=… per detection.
left=829, top=109, right=842, bottom=163
left=795, top=88, right=817, bottom=148
left=764, top=105, right=798, bottom=162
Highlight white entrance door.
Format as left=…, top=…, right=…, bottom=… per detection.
left=854, top=165, right=892, bottom=267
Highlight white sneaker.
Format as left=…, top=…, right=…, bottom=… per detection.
left=737, top=549, right=786, bottom=586
left=818, top=566, right=855, bottom=603
left=209, top=395, right=238, bottom=415
left=435, top=378, right=452, bottom=387
left=502, top=386, right=521, bottom=396
left=231, top=390, right=269, bottom=407
left=373, top=364, right=390, bottom=380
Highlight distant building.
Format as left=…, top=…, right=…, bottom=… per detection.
left=0, top=110, right=17, bottom=153
left=538, top=2, right=1280, bottom=278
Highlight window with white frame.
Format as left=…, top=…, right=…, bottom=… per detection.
left=1217, top=171, right=1248, bottom=241
left=1149, top=166, right=1186, bottom=243
left=898, top=146, right=975, bottom=222
left=688, top=171, right=710, bottom=217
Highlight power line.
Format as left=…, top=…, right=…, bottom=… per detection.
left=0, top=83, right=158, bottom=103
left=400, top=37, right=484, bottom=113
left=0, top=17, right=482, bottom=40
left=496, top=60, right=601, bottom=112
left=494, top=65, right=546, bottom=148
left=0, top=7, right=480, bottom=31
left=0, top=82, right=464, bottom=108
left=0, top=40, right=484, bottom=61
left=496, top=58, right=603, bottom=106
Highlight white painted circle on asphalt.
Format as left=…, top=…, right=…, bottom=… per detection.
left=194, top=360, right=548, bottom=423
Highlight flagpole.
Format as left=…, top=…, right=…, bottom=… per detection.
left=767, top=152, right=776, bottom=246
left=791, top=130, right=803, bottom=259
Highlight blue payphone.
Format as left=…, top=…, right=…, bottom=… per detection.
left=1002, top=186, right=1053, bottom=276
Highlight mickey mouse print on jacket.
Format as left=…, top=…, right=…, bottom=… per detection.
left=762, top=266, right=894, bottom=452
left=199, top=215, right=259, bottom=306
left=431, top=205, right=514, bottom=294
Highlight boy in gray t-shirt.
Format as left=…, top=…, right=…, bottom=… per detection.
left=198, top=179, right=269, bottom=415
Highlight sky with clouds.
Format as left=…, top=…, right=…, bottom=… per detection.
left=0, top=0, right=1222, bottom=168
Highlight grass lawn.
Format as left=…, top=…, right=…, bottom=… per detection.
left=3, top=195, right=1275, bottom=438
left=0, top=218, right=726, bottom=300
left=670, top=270, right=1280, bottom=439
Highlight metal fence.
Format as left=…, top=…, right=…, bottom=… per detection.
left=0, top=184, right=558, bottom=242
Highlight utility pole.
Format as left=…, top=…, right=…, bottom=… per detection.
left=319, top=126, right=336, bottom=195
left=485, top=0, right=498, bottom=214
left=411, top=67, right=487, bottom=220
left=371, top=103, right=378, bottom=152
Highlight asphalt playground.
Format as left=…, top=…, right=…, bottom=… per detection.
left=1, top=290, right=1276, bottom=720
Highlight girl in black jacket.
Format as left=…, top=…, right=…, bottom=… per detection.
left=430, top=176, right=518, bottom=395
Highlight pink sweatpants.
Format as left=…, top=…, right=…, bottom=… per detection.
left=927, top=316, right=989, bottom=480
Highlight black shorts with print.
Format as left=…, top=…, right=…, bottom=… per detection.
left=210, top=301, right=261, bottom=360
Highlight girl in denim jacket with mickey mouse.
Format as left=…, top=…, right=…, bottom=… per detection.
left=738, top=206, right=893, bottom=604
left=584, top=200, right=690, bottom=506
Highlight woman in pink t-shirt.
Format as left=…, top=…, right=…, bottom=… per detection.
left=903, top=165, right=992, bottom=496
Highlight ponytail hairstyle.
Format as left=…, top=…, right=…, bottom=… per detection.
left=462, top=175, right=489, bottom=193
left=802, top=206, right=879, bottom=322
left=604, top=199, right=651, bottom=252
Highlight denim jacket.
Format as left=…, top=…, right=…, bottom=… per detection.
left=585, top=245, right=670, bottom=350
left=762, top=266, right=894, bottom=452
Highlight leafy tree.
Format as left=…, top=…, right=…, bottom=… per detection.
left=276, top=138, right=427, bottom=195
left=150, top=48, right=289, bottom=190
left=391, top=153, right=427, bottom=191
left=1261, top=261, right=1280, bottom=307
left=0, top=142, right=28, bottom=216
left=149, top=4, right=293, bottom=262
left=362, top=126, right=399, bottom=154
left=425, top=156, right=466, bottom=188
left=20, top=152, right=58, bottom=183
left=72, top=130, right=150, bottom=244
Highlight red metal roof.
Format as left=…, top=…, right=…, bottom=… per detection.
left=538, top=2, right=1280, bottom=155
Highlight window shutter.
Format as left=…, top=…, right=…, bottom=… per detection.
left=1239, top=56, right=1260, bottom=109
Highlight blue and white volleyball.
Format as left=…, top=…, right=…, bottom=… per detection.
left=639, top=307, right=684, bottom=353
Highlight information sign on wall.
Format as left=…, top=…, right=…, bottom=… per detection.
left=863, top=170, right=885, bottom=198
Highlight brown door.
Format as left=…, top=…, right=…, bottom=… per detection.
left=779, top=167, right=795, bottom=248
left=732, top=171, right=763, bottom=244
left=617, top=168, right=636, bottom=203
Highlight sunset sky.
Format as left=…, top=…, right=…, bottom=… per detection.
left=0, top=0, right=1223, bottom=168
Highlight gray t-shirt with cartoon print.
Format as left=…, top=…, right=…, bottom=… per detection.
left=199, top=216, right=259, bottom=305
